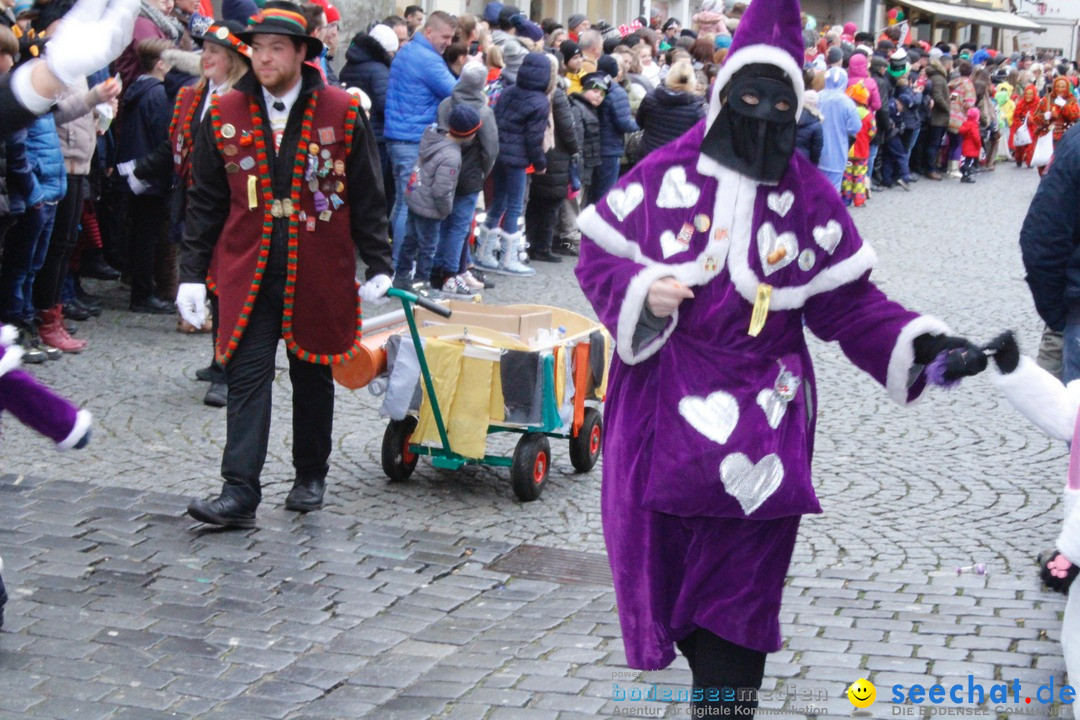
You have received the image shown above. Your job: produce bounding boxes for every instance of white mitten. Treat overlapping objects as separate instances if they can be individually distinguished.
[358,274,392,306]
[175,283,207,328]
[44,0,139,87]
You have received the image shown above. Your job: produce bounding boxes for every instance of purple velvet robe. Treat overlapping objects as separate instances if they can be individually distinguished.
[575,121,949,669]
[0,332,90,449]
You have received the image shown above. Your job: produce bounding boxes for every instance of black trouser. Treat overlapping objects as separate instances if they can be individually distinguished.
[923,125,947,172]
[524,194,561,255]
[208,293,226,384]
[33,174,86,311]
[126,193,169,302]
[676,628,767,718]
[220,272,333,507]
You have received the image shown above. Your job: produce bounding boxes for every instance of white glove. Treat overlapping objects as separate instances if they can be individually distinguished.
[117,161,149,194]
[44,0,139,87]
[176,283,207,328]
[1046,111,1053,120]
[358,274,392,306]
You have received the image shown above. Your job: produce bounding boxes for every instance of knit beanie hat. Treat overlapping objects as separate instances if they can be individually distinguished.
[928,47,943,62]
[597,53,619,78]
[369,23,399,54]
[560,39,582,63]
[483,2,503,24]
[826,46,843,64]
[448,105,482,138]
[518,19,544,42]
[567,13,586,31]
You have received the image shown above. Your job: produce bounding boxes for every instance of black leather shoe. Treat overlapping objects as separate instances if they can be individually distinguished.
[63,302,92,321]
[187,494,256,528]
[195,366,214,382]
[203,382,227,408]
[130,296,174,314]
[285,477,325,512]
[81,254,121,281]
[530,251,563,263]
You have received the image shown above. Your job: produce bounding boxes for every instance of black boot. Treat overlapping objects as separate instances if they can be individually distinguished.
[187,486,258,528]
[203,382,227,408]
[285,477,325,512]
[80,250,121,281]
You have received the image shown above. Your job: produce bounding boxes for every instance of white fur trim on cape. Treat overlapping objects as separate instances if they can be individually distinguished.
[706,43,807,134]
[0,324,17,347]
[0,344,24,378]
[702,162,878,309]
[1059,487,1080,566]
[579,204,731,365]
[57,409,92,450]
[991,355,1080,443]
[886,315,952,406]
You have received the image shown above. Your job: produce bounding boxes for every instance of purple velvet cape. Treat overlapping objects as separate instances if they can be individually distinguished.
[574,121,950,669]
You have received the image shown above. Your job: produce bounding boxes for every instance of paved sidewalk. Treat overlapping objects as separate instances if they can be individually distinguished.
[1,165,1075,718]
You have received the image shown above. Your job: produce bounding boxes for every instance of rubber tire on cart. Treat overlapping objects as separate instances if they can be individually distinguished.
[511,433,551,502]
[382,417,419,483]
[568,407,603,473]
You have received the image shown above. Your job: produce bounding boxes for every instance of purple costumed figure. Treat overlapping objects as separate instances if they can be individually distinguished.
[0,323,92,630]
[573,0,987,715]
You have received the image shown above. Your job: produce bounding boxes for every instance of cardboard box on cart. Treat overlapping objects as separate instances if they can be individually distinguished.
[412,301,553,346]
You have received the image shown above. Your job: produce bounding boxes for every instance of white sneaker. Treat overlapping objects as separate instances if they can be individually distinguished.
[441,275,474,296]
[459,270,485,291]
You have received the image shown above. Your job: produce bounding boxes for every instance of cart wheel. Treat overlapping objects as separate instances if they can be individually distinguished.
[511,433,551,502]
[569,407,603,473]
[382,417,419,483]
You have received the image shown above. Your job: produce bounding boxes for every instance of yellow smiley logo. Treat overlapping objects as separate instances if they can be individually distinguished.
[847,678,876,709]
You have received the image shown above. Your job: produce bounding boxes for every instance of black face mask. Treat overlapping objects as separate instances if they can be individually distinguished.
[701,64,799,183]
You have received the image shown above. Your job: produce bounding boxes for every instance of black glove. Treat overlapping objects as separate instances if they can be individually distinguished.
[983,331,1020,374]
[1038,548,1079,594]
[913,333,988,381]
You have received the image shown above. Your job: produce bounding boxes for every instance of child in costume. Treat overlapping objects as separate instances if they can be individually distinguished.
[958,107,982,184]
[988,331,1080,684]
[0,323,92,629]
[842,80,874,207]
[574,0,987,716]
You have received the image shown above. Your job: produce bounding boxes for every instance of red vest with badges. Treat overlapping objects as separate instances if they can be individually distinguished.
[168,84,205,183]
[206,86,364,367]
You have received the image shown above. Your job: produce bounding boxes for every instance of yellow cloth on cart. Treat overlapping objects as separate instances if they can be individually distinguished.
[414,339,463,450]
[554,346,566,408]
[414,338,500,460]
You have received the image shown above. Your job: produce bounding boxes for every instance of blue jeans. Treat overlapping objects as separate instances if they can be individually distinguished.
[395,210,442,283]
[435,193,478,274]
[1063,320,1080,384]
[483,162,527,234]
[867,143,880,183]
[593,155,622,201]
[0,203,58,324]
[386,140,420,262]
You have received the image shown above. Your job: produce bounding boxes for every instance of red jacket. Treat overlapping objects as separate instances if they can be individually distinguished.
[959,118,982,158]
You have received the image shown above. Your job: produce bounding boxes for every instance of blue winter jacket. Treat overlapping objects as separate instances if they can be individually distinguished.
[23,113,67,204]
[598,82,639,158]
[818,68,862,175]
[493,53,551,171]
[5,129,44,216]
[384,33,457,143]
[1019,125,1080,331]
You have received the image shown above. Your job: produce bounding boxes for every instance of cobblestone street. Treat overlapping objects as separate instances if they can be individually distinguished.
[0,164,1072,719]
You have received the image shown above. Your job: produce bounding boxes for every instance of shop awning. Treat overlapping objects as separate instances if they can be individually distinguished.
[892,0,1046,32]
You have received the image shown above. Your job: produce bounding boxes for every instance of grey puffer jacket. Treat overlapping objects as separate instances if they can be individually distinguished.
[404,124,462,220]
[54,78,101,176]
[437,62,498,197]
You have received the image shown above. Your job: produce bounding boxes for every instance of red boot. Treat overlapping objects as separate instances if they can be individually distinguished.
[37,305,87,353]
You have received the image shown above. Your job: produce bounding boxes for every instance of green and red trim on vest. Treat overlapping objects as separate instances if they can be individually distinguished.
[168,85,206,177]
[207,91,365,367]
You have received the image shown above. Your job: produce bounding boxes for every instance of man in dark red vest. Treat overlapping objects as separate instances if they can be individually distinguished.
[178,0,393,528]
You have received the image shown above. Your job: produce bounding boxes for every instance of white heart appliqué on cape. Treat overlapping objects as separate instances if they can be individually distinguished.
[767,190,794,218]
[660,230,689,259]
[757,223,798,276]
[678,391,739,446]
[720,453,784,515]
[813,219,843,255]
[656,166,701,209]
[607,183,645,221]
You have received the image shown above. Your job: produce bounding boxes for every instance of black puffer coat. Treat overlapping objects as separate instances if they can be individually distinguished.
[568,93,601,172]
[531,84,581,201]
[494,53,551,171]
[339,32,393,142]
[635,85,705,158]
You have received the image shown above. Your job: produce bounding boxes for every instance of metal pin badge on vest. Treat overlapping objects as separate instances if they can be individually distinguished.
[318,127,336,145]
[225,161,239,174]
[221,123,236,139]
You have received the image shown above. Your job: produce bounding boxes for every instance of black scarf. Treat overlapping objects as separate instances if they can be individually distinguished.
[701,64,799,184]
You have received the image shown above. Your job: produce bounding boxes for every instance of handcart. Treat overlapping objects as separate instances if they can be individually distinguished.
[336,288,610,501]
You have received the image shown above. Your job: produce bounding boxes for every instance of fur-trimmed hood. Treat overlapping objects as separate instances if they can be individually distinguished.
[164,49,203,78]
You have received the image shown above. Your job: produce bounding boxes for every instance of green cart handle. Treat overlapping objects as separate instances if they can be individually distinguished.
[386,287,453,318]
